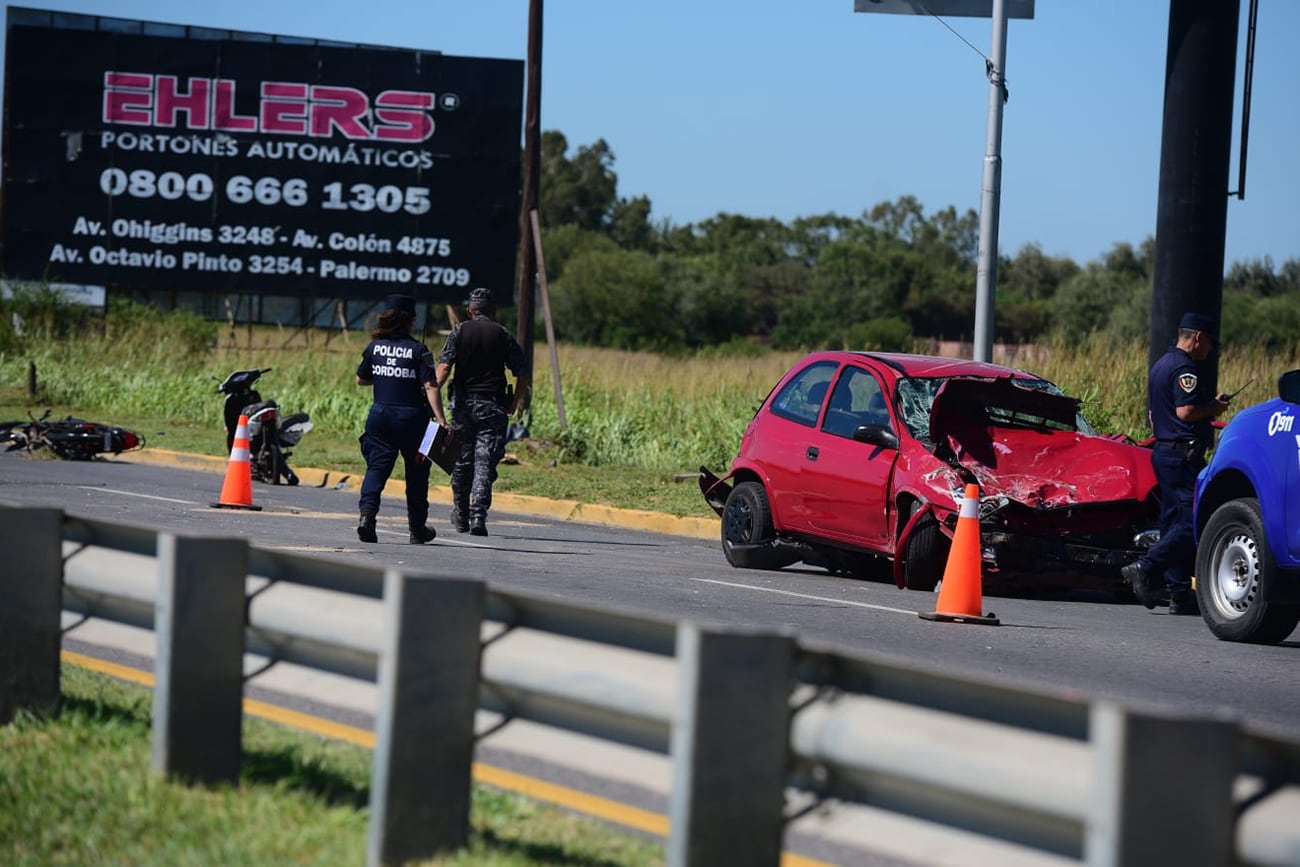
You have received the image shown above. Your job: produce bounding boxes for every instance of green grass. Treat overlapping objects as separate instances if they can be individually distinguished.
[0,664,663,867]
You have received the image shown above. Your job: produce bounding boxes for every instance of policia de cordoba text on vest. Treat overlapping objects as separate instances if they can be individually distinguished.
[369,343,419,379]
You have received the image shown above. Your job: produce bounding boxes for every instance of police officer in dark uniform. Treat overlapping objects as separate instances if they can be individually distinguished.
[431,288,530,536]
[1122,312,1230,614]
[355,293,439,544]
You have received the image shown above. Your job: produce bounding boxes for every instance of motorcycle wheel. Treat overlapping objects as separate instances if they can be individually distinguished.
[250,439,273,483]
[267,442,284,485]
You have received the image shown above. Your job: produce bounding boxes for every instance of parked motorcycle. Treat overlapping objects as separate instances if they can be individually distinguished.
[217,368,313,486]
[1,409,144,460]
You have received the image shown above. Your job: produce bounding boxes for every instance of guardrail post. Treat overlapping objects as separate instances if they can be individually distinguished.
[0,506,64,724]
[367,571,485,867]
[151,533,248,785]
[668,623,794,867]
[1087,701,1238,866]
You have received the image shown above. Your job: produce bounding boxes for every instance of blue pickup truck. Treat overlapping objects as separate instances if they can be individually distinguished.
[1193,369,1300,644]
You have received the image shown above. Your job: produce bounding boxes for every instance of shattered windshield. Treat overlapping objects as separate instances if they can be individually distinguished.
[896,376,1098,442]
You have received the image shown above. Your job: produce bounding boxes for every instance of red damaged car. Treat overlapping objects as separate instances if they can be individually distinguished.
[699,351,1161,591]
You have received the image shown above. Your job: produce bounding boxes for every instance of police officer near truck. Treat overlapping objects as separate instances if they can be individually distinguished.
[354,293,440,545]
[431,288,530,536]
[1123,312,1232,615]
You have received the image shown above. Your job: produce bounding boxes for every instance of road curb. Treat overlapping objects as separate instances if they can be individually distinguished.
[128,447,720,541]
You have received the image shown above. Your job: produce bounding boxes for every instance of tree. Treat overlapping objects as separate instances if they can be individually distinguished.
[538,131,655,250]
[771,238,914,349]
[548,248,681,350]
[1050,264,1146,344]
[996,244,1081,343]
[538,131,618,233]
[608,195,654,251]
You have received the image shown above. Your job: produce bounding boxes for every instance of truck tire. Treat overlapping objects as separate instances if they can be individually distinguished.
[1196,497,1300,644]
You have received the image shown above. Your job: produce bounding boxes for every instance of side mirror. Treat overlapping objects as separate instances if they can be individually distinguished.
[1279,369,1300,405]
[853,424,899,450]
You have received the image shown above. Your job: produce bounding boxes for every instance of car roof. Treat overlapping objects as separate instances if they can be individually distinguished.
[800,350,1042,381]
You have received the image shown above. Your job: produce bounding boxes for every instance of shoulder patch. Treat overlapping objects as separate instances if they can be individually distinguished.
[1178,372,1198,393]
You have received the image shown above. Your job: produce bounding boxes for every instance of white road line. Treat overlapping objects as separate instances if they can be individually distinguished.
[690,577,917,615]
[79,486,196,505]
[375,528,492,548]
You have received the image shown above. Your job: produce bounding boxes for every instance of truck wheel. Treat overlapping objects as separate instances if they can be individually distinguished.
[1196,497,1300,644]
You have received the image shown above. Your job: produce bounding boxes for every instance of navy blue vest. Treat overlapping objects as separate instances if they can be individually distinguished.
[358,334,434,406]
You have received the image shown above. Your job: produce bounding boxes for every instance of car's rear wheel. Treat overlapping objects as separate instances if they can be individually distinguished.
[902,504,947,592]
[721,481,797,570]
[1196,497,1300,644]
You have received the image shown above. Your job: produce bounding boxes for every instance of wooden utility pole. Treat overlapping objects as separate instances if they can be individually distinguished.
[514,0,542,410]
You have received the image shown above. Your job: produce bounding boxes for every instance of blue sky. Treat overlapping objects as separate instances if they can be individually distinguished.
[3,1,1297,270]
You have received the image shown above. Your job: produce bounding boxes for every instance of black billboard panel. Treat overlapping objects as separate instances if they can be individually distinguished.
[1,9,523,303]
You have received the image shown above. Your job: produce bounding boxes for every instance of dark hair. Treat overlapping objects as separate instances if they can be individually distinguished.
[371,309,413,339]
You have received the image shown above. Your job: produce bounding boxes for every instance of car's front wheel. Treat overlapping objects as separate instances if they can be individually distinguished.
[1196,497,1300,644]
[721,481,798,571]
[901,503,947,592]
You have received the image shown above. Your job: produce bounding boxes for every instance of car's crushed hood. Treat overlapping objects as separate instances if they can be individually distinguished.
[928,376,1157,508]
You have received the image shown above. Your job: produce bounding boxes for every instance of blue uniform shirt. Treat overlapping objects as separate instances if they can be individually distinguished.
[1148,345,1213,443]
[357,334,436,406]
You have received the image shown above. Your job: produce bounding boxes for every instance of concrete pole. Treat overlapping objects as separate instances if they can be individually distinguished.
[367,572,485,867]
[0,507,63,724]
[151,534,249,785]
[973,0,1009,363]
[667,623,794,867]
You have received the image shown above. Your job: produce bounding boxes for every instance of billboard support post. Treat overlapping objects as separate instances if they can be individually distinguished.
[515,0,543,409]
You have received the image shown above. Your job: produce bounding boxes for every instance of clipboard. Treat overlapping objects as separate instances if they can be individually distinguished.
[418,421,457,474]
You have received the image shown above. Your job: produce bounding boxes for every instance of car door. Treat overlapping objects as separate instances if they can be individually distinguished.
[755,360,838,533]
[800,363,897,548]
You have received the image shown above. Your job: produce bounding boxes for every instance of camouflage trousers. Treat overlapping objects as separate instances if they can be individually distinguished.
[450,395,508,525]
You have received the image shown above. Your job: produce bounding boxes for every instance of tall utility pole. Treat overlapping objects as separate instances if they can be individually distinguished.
[972,0,1008,363]
[853,1,1034,363]
[515,0,542,409]
[1148,0,1240,395]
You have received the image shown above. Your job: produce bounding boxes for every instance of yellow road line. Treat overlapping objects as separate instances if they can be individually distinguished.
[61,650,831,867]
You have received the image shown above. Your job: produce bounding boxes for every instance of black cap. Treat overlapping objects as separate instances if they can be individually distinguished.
[1179,312,1218,339]
[467,287,495,309]
[385,294,416,315]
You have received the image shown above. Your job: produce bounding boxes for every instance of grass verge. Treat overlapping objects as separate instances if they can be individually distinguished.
[0,663,662,867]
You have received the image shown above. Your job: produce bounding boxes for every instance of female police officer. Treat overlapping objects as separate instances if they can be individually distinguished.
[355,293,439,544]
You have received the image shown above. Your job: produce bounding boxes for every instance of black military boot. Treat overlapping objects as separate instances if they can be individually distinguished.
[409,525,436,544]
[452,501,470,533]
[469,516,488,537]
[1168,590,1200,616]
[357,512,377,544]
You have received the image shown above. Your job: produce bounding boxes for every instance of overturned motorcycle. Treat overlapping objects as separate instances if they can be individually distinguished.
[217,367,313,485]
[1,409,144,460]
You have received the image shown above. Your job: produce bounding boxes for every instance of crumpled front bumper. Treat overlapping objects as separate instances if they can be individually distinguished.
[980,527,1151,582]
[698,466,731,516]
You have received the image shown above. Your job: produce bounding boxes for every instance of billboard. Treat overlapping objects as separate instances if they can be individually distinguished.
[0,8,524,304]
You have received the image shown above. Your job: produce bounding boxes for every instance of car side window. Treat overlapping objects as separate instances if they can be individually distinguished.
[823,368,889,439]
[769,362,837,427]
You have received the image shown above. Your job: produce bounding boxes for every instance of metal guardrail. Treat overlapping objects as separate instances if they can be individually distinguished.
[3,503,1299,867]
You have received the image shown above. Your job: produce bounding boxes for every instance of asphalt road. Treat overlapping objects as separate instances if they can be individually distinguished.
[4,447,1298,739]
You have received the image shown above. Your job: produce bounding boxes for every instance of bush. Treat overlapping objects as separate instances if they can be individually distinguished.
[0,283,94,350]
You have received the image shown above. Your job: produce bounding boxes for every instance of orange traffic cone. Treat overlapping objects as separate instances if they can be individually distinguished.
[919,483,998,625]
[210,414,262,511]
